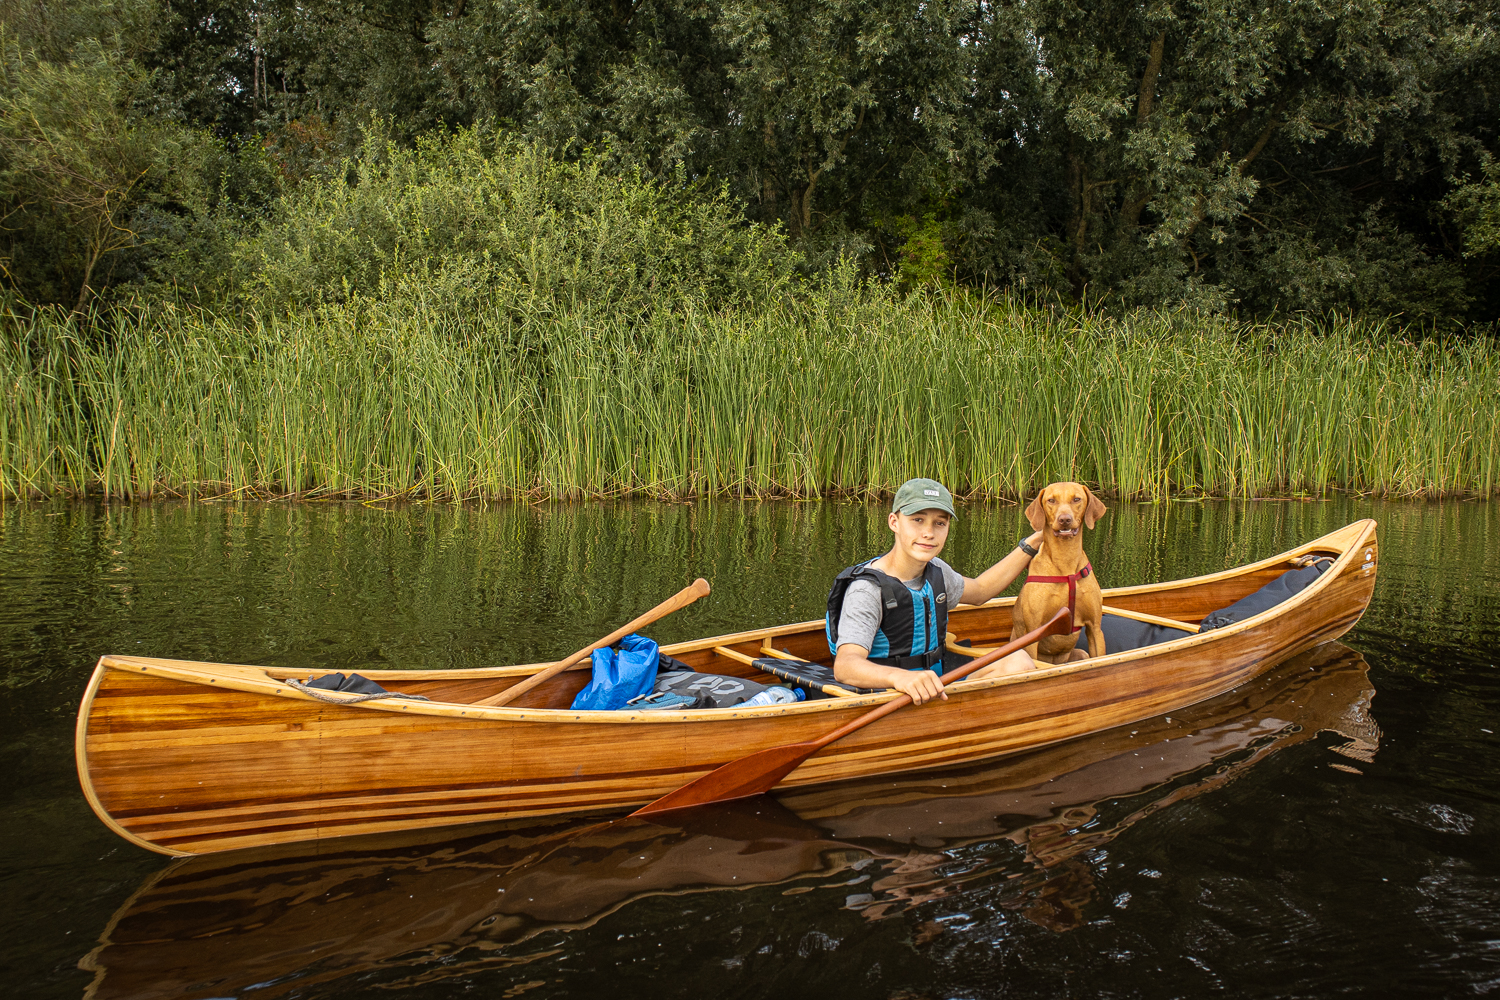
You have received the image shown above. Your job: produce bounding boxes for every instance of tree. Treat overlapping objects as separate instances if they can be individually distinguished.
[953,0,1486,315]
[4,0,1494,321]
[0,17,211,311]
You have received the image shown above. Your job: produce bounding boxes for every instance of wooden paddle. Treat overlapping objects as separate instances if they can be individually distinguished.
[630,607,1073,817]
[474,578,711,708]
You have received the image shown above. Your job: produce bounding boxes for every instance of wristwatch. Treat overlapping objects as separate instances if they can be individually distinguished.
[1017,537,1039,557]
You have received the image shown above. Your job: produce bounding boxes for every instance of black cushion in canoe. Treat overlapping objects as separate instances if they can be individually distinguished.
[1196,558,1331,632]
[753,658,878,698]
[647,670,776,708]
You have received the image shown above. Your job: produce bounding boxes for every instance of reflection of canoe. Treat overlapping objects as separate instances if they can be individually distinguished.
[76,520,1379,856]
[784,641,1381,930]
[80,645,1378,1000]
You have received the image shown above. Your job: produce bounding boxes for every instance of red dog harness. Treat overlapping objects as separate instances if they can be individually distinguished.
[1023,563,1093,633]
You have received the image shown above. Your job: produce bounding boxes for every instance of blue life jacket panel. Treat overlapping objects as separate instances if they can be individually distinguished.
[825,559,949,673]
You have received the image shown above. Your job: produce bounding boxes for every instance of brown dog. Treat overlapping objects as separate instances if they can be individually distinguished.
[1012,482,1107,663]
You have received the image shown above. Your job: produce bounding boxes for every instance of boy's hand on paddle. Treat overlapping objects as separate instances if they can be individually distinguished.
[892,669,946,705]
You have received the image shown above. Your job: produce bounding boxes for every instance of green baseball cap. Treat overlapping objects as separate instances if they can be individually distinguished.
[892,478,956,518]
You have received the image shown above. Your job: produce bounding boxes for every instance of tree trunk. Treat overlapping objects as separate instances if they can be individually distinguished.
[1119,30,1168,234]
[801,169,819,235]
[254,12,263,105]
[74,235,102,315]
[1066,148,1087,300]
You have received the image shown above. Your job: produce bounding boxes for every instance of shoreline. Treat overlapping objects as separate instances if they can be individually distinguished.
[2,487,1493,506]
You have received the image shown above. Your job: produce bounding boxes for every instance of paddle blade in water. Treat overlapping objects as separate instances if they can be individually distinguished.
[629,741,820,817]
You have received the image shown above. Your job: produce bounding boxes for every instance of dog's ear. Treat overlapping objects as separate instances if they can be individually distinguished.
[1084,487,1107,529]
[1025,493,1046,531]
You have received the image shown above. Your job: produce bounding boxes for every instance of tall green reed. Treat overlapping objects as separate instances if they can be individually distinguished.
[2,292,1497,501]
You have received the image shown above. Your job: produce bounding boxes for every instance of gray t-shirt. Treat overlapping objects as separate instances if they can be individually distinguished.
[835,557,966,654]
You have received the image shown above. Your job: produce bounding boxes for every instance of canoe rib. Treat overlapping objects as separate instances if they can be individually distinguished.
[77,520,1378,855]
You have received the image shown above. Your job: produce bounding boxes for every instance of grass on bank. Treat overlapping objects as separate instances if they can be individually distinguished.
[3,287,1497,502]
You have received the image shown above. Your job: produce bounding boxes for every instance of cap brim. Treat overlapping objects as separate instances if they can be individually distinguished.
[894,501,956,519]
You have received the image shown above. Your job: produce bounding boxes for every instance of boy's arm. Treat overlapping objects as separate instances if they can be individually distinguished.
[833,644,947,705]
[958,530,1043,606]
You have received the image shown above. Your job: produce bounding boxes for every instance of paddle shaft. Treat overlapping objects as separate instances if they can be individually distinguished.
[779,606,1072,753]
[475,578,711,708]
[630,606,1073,816]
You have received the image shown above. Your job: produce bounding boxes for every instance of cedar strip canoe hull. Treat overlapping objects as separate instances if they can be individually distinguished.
[77,520,1378,856]
[79,645,1375,1000]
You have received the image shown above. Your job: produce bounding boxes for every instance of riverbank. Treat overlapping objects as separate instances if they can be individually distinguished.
[4,291,1497,501]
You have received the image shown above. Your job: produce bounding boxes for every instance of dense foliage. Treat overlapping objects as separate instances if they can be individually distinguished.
[1,0,1496,322]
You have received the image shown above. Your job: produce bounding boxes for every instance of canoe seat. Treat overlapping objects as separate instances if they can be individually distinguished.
[753,658,879,699]
[754,645,996,696]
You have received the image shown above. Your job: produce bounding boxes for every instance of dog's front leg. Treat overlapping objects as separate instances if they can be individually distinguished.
[1083,620,1105,660]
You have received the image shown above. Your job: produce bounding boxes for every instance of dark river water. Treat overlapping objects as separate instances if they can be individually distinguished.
[2,497,1498,999]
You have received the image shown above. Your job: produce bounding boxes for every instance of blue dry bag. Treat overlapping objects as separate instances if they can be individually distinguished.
[569,633,660,711]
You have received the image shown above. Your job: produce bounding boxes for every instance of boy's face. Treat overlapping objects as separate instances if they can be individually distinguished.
[887,508,951,563]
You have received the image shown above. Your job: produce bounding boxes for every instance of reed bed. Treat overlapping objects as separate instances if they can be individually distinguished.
[3,293,1497,501]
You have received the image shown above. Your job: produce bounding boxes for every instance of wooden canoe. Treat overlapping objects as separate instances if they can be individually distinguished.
[80,643,1377,1000]
[76,519,1379,857]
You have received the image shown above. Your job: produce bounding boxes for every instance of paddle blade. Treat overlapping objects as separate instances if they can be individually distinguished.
[629,741,820,817]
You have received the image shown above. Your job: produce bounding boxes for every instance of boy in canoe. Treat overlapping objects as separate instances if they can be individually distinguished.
[827,478,1041,705]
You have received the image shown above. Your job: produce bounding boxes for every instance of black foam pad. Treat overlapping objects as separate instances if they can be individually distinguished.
[1197,561,1330,631]
[752,658,879,697]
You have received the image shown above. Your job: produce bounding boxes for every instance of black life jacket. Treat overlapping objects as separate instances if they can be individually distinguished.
[825,559,949,673]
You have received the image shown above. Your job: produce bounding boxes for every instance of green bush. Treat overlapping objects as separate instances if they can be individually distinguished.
[0,24,214,313]
[235,123,802,318]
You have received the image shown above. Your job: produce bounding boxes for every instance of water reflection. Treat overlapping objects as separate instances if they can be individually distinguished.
[82,644,1376,1000]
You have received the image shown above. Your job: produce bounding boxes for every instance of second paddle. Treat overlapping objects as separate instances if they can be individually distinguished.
[475,578,711,708]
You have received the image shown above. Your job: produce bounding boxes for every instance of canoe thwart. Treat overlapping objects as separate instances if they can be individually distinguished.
[945,632,999,657]
[758,639,802,661]
[1097,606,1202,633]
[712,645,756,667]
